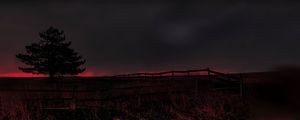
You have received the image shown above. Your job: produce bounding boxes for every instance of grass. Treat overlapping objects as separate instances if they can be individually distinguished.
[0,76,249,120]
[2,68,300,119]
[0,91,249,120]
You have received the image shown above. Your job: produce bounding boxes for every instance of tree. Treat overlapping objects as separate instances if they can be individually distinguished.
[16,27,86,79]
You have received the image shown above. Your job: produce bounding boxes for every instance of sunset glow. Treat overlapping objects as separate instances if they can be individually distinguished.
[0,70,111,77]
[0,68,238,77]
[0,72,46,77]
[77,71,96,77]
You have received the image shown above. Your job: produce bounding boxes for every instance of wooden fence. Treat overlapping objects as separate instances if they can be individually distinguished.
[0,68,243,110]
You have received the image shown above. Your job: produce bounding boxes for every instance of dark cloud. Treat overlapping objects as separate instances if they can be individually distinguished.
[0,1,300,75]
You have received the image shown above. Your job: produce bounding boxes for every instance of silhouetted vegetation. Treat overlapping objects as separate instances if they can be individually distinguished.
[16,27,85,80]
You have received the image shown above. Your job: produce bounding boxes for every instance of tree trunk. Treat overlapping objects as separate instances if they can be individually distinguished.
[49,72,55,81]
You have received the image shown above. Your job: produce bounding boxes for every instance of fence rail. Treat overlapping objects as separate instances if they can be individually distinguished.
[113,68,242,84]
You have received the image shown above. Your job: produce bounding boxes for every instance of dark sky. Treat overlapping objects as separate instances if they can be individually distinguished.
[1,0,300,76]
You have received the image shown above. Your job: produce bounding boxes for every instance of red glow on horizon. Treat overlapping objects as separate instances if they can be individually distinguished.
[77,71,95,77]
[0,71,109,77]
[0,72,46,77]
[77,71,110,77]
[0,68,237,77]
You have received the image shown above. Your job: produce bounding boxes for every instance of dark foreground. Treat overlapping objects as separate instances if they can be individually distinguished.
[0,70,299,120]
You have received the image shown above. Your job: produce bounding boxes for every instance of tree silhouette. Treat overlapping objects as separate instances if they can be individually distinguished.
[16,27,85,79]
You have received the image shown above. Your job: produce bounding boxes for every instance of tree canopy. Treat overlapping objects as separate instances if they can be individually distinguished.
[16,27,86,79]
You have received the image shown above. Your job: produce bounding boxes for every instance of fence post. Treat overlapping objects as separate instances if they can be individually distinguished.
[240,74,244,99]
[171,71,174,81]
[208,68,211,81]
[194,71,198,98]
[71,86,77,110]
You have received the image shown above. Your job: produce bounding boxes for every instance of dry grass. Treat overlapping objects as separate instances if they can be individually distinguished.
[0,91,248,120]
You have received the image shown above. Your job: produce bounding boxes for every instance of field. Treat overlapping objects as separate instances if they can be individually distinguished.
[0,70,298,120]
